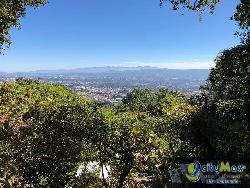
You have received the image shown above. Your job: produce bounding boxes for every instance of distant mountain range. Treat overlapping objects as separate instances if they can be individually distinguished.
[0,66,210,75]
[28,66,158,74]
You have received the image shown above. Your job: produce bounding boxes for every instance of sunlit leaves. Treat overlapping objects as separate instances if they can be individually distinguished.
[0,79,98,187]
[0,0,46,53]
[201,44,250,160]
[160,0,220,13]
[102,88,199,186]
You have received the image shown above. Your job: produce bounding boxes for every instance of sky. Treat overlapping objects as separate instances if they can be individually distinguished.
[0,0,241,72]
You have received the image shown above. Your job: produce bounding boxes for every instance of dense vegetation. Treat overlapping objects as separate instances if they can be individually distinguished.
[0,0,249,187]
[0,44,249,187]
[0,79,100,187]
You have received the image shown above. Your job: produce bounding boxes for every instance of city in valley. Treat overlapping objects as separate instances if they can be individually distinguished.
[0,67,210,104]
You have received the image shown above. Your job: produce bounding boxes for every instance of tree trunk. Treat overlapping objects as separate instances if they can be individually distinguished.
[117,150,134,188]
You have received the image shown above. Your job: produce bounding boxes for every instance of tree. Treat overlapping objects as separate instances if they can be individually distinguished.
[106,89,199,187]
[0,79,100,187]
[0,0,46,53]
[201,44,250,160]
[205,45,250,103]
[70,88,201,187]
[102,111,162,187]
[232,0,250,44]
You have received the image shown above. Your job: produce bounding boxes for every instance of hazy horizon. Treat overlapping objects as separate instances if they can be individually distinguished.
[0,63,213,73]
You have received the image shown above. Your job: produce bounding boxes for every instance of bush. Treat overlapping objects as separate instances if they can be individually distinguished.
[0,79,100,187]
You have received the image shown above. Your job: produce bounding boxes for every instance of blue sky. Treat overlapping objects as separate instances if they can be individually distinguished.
[0,0,240,72]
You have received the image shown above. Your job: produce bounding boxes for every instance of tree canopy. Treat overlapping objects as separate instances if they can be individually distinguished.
[91,89,200,187]
[0,0,250,186]
[200,44,250,160]
[0,79,100,187]
[1,73,250,186]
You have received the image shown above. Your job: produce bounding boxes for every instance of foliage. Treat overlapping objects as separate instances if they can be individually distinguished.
[0,0,249,187]
[0,0,46,53]
[201,44,250,160]
[65,88,200,187]
[1,63,250,186]
[233,0,250,29]
[232,0,250,44]
[205,45,250,102]
[95,89,199,187]
[160,0,220,12]
[117,88,200,161]
[0,79,99,187]
[102,111,163,187]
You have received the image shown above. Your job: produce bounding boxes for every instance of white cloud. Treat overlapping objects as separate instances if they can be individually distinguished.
[120,61,215,69]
